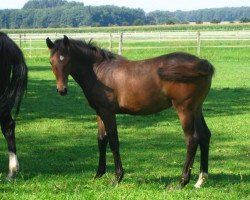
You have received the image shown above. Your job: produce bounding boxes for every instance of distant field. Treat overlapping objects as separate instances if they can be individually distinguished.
[0,26,249,199]
[2,23,250,34]
[10,28,250,66]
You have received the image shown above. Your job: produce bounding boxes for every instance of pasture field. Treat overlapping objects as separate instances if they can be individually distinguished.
[0,29,249,199]
[2,23,250,34]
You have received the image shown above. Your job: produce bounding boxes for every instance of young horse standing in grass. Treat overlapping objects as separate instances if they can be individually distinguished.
[0,32,28,180]
[46,35,214,188]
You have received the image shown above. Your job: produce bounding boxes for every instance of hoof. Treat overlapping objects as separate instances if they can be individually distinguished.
[176,178,189,189]
[175,182,186,190]
[6,173,17,182]
[112,180,119,187]
[194,172,208,188]
[7,152,19,181]
[94,173,105,179]
[112,177,122,187]
[112,170,124,186]
[94,169,106,179]
[175,184,184,190]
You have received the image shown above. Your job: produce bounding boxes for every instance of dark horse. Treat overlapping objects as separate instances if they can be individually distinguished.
[46,35,214,188]
[0,32,28,180]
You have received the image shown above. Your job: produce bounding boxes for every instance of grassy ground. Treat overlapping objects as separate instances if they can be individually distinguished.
[0,31,249,199]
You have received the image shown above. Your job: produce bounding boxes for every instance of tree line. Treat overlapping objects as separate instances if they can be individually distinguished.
[0,0,250,29]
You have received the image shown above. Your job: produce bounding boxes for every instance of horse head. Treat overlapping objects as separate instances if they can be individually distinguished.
[46,35,71,96]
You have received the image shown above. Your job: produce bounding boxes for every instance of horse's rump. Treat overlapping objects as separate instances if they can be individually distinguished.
[158,57,215,83]
[0,32,28,116]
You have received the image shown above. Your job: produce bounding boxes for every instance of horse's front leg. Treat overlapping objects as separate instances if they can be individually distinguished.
[0,113,19,180]
[95,115,108,178]
[98,110,124,185]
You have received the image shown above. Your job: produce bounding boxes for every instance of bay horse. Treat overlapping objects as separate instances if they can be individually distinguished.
[46,35,214,188]
[0,32,28,180]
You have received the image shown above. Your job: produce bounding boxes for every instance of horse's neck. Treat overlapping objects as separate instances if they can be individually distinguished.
[70,60,97,96]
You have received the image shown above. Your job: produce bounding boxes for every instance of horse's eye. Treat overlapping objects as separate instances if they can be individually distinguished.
[59,55,65,61]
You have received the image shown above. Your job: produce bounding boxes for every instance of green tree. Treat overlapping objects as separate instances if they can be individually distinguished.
[23,0,67,9]
[0,10,10,28]
[133,19,144,26]
[0,0,250,28]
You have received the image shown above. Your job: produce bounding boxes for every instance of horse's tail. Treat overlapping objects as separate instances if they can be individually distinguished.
[0,32,28,116]
[158,59,215,82]
[9,57,28,116]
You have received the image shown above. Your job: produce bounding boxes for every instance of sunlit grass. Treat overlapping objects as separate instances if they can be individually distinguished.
[0,31,249,199]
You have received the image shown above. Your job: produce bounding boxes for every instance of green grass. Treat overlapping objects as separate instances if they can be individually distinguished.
[0,30,249,199]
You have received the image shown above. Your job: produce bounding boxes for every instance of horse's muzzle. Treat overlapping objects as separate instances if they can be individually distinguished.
[57,88,68,96]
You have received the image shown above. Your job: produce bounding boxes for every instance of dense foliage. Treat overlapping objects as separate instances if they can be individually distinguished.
[23,0,68,9]
[0,0,250,28]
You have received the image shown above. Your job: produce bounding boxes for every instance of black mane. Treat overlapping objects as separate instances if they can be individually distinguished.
[53,38,116,62]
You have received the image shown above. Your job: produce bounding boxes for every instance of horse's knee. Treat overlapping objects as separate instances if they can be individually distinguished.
[185,133,199,148]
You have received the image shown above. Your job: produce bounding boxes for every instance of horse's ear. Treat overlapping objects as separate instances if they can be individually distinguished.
[46,37,54,49]
[63,35,70,46]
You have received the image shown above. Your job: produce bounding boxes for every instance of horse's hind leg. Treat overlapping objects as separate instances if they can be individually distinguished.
[0,112,19,180]
[175,105,199,188]
[194,113,211,188]
[95,115,108,178]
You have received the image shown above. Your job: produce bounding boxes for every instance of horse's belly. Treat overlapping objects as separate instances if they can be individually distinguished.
[117,94,172,115]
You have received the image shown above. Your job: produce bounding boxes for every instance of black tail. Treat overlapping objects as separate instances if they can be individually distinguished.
[158,58,215,83]
[8,56,28,115]
[0,32,28,116]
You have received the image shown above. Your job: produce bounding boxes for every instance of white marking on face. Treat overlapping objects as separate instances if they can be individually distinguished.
[9,152,19,174]
[194,172,208,188]
[59,55,64,61]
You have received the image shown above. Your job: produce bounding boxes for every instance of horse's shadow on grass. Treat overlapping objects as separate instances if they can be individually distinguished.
[19,68,250,124]
[142,172,249,189]
[1,70,249,185]
[1,129,248,188]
